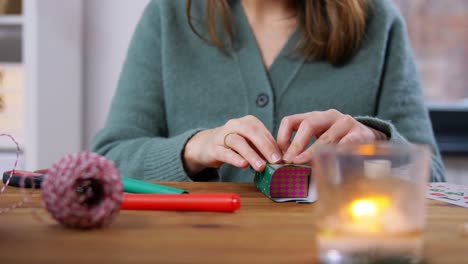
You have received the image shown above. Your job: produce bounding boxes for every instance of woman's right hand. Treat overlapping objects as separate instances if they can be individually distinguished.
[183,115,282,176]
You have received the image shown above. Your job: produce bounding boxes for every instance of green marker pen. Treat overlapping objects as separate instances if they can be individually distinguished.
[122,176,187,194]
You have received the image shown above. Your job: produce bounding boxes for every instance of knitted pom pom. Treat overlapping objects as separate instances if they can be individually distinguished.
[41,152,123,229]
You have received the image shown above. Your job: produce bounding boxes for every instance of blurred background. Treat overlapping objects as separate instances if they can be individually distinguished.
[0,0,467,183]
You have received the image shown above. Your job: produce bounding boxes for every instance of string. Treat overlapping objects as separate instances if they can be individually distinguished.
[42,152,123,229]
[0,133,32,214]
[0,133,122,228]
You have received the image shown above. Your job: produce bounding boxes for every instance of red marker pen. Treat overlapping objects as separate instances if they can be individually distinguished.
[121,193,241,212]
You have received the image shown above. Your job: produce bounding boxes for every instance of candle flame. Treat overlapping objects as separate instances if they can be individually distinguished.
[349,197,389,220]
[358,144,376,156]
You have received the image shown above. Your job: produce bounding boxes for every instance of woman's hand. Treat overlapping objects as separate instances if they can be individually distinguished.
[277,109,388,164]
[183,115,282,176]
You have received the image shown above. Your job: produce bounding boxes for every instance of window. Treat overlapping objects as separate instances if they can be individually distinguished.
[393,0,468,154]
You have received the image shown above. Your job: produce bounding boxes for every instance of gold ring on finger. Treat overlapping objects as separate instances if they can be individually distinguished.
[223,132,239,150]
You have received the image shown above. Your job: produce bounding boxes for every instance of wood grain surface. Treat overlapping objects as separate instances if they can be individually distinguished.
[0,182,467,264]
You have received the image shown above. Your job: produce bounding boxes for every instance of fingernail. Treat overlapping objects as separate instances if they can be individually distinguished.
[295,155,305,163]
[255,160,265,169]
[283,153,292,163]
[238,159,247,167]
[271,153,281,163]
[295,154,309,164]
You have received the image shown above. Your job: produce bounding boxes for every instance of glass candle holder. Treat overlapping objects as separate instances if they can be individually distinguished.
[313,143,431,263]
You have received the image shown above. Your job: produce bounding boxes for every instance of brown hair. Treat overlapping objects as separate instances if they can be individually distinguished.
[186,0,369,65]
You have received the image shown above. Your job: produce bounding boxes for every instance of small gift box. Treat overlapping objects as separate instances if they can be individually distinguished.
[254,164,316,203]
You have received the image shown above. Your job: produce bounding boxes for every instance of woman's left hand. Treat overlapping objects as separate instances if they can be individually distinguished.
[277,109,388,164]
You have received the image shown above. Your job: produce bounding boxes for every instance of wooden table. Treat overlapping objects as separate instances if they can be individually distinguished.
[0,182,467,264]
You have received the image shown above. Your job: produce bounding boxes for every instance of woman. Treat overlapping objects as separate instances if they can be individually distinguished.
[92,0,445,182]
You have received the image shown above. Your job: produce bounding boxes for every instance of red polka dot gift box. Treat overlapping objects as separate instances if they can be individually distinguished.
[254,164,316,203]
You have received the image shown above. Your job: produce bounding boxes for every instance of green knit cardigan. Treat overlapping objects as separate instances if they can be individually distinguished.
[92,0,445,182]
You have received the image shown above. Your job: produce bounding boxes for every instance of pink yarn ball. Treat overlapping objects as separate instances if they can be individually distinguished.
[41,152,123,229]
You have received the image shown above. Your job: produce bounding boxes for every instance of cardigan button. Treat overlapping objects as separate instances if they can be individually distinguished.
[256,93,269,108]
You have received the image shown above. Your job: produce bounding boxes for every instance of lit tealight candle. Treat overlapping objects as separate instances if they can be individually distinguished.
[347,197,390,233]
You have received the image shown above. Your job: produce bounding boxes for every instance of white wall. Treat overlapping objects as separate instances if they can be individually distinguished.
[83,0,149,149]
[24,0,83,169]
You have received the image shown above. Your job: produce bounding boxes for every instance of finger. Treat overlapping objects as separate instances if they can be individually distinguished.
[316,115,355,145]
[338,128,374,145]
[230,116,282,164]
[224,132,266,171]
[277,113,311,153]
[283,110,342,162]
[338,132,361,145]
[213,146,249,168]
[291,141,326,164]
[292,116,355,164]
[282,122,314,163]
